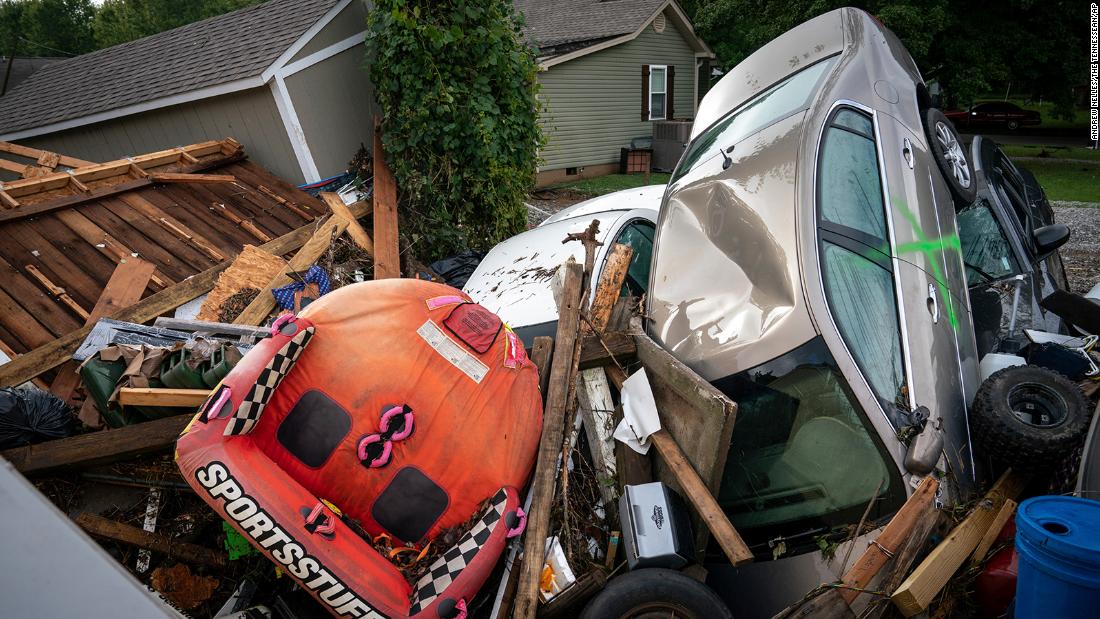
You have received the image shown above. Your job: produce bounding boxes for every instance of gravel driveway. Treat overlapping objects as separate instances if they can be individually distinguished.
[1053,202,1100,293]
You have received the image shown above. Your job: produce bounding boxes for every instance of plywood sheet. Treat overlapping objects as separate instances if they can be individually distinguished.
[196,245,286,321]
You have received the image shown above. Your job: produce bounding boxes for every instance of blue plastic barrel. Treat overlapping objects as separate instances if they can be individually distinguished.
[1014,496,1100,618]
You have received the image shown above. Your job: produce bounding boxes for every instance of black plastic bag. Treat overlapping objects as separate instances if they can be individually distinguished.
[0,388,75,450]
[430,251,484,289]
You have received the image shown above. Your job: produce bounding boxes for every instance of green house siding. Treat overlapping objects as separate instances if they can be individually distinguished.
[537,14,696,171]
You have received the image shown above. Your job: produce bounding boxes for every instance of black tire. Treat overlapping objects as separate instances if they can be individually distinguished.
[579,569,732,619]
[924,108,977,204]
[972,365,1091,468]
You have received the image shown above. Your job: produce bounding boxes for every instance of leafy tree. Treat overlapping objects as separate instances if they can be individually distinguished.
[92,0,263,49]
[692,0,1087,119]
[0,0,95,57]
[365,0,543,261]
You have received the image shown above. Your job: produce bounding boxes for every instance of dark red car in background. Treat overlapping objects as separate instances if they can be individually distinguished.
[946,101,1042,131]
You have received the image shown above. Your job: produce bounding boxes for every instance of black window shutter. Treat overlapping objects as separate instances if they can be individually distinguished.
[666,65,675,119]
[641,64,650,121]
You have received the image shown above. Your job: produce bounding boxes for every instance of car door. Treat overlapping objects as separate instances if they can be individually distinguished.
[876,114,979,486]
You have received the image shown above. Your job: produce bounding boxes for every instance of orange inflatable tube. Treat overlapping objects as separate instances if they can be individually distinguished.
[176,280,542,618]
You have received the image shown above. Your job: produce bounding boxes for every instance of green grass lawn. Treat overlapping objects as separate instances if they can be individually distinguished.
[550,173,670,196]
[1000,144,1100,162]
[1018,159,1100,203]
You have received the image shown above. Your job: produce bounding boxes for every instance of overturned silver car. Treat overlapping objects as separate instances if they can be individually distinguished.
[647,7,989,614]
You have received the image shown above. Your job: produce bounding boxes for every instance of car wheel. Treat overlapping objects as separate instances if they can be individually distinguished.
[579,569,732,619]
[924,108,977,204]
[972,366,1092,468]
[1007,120,1020,131]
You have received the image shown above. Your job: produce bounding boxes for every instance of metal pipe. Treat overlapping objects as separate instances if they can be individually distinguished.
[1007,275,1026,335]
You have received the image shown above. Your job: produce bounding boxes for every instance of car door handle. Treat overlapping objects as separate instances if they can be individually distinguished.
[927,282,939,323]
[903,138,914,169]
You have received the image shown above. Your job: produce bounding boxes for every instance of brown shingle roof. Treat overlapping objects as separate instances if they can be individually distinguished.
[0,0,341,136]
[514,0,667,54]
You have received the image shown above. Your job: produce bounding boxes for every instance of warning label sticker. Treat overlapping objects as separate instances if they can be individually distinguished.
[417,320,489,383]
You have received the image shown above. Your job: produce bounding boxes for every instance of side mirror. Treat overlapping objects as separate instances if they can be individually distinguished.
[1034,224,1070,257]
[904,406,943,476]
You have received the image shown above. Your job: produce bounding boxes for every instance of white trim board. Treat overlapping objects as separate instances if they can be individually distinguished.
[277,31,366,79]
[271,76,322,183]
[261,0,354,82]
[539,0,715,70]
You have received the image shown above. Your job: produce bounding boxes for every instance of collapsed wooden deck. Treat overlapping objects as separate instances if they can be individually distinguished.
[0,139,329,359]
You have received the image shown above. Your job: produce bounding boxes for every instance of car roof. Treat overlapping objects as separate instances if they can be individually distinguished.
[540,184,664,226]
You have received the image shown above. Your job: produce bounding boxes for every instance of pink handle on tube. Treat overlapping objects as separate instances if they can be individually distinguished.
[205,386,232,421]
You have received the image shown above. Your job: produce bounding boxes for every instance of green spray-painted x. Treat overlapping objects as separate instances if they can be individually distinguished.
[887,196,961,331]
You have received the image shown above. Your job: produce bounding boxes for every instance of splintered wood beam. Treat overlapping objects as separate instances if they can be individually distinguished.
[1,413,193,474]
[588,243,633,332]
[149,172,236,184]
[0,187,18,208]
[839,476,939,604]
[232,215,349,325]
[891,470,1028,616]
[0,213,356,389]
[321,193,374,255]
[75,513,226,568]
[24,264,91,320]
[210,202,272,242]
[372,117,400,279]
[257,184,313,220]
[118,387,210,408]
[513,260,583,619]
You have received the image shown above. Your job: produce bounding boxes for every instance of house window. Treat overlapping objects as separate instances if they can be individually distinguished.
[642,64,675,121]
[649,65,667,120]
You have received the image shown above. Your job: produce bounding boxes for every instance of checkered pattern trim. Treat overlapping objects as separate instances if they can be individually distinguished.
[224,326,315,436]
[408,488,509,614]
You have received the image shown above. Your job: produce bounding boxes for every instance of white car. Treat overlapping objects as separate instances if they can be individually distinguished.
[463,185,662,344]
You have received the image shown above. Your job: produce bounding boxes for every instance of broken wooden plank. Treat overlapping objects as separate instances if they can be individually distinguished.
[23,264,90,321]
[840,476,939,604]
[372,118,400,279]
[971,498,1017,565]
[576,368,617,504]
[233,215,349,325]
[588,243,632,332]
[649,428,753,566]
[578,331,635,369]
[321,193,374,255]
[530,336,554,398]
[149,172,236,184]
[256,184,314,220]
[49,258,156,404]
[118,388,209,408]
[0,206,365,389]
[891,470,1028,616]
[514,260,583,619]
[75,512,226,568]
[210,202,271,243]
[0,413,192,474]
[0,141,95,168]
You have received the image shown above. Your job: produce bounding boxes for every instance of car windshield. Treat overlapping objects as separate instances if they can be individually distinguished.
[957,199,1020,285]
[671,56,837,184]
[712,337,904,549]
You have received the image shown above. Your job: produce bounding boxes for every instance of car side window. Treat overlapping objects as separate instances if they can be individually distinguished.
[613,220,656,297]
[817,107,908,420]
[957,199,1021,285]
[818,109,886,240]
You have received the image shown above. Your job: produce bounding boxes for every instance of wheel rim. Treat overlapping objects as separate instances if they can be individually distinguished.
[622,601,695,619]
[935,121,972,189]
[1007,382,1069,428]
